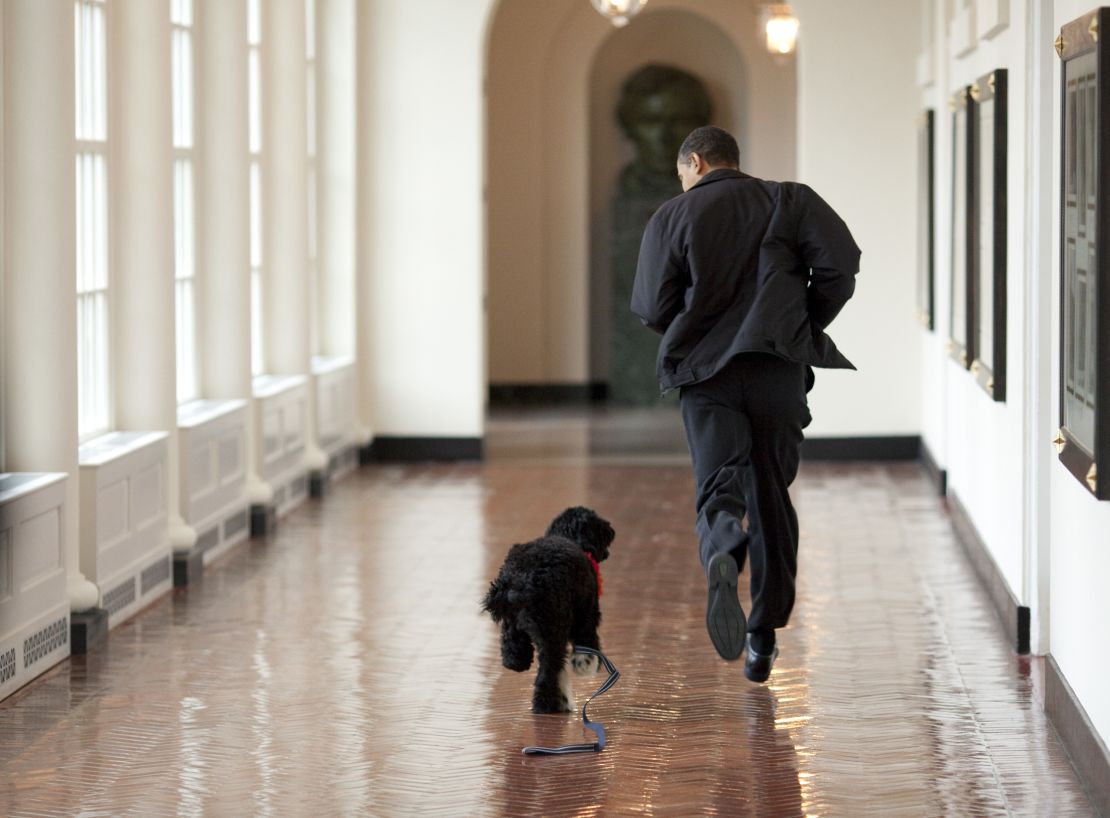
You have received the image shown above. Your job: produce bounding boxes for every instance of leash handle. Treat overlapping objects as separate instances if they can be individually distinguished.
[522,646,619,756]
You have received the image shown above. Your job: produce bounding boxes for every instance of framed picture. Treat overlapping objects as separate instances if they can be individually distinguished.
[1056,9,1110,499]
[971,69,1008,401]
[917,109,936,331]
[948,86,975,368]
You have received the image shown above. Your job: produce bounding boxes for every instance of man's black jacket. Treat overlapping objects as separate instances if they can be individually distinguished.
[631,169,860,393]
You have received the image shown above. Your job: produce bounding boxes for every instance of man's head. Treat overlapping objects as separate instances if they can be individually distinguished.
[676,126,740,191]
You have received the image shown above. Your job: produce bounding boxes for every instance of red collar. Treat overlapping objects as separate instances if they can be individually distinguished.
[586,553,603,598]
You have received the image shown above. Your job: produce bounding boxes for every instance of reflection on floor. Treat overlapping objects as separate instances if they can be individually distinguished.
[0,409,1096,816]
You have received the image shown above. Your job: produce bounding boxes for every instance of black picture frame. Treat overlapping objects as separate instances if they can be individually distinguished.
[1057,8,1110,500]
[949,86,975,368]
[971,69,1008,401]
[917,109,936,331]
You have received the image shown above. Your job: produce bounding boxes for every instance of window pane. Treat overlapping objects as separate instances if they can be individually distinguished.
[250,161,262,267]
[249,48,262,154]
[307,65,316,159]
[306,0,315,59]
[252,270,263,376]
[248,0,261,46]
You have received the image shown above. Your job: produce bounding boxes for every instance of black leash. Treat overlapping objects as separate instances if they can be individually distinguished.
[522,646,620,755]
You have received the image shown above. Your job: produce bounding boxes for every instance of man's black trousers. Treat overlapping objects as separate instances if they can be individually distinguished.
[679,353,810,633]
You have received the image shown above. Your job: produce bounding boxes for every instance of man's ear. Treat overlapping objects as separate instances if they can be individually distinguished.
[687,152,706,173]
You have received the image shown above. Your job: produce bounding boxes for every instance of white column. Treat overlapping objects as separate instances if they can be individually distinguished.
[354,1,377,442]
[111,0,192,550]
[263,0,325,471]
[317,0,356,360]
[2,0,99,611]
[197,0,270,504]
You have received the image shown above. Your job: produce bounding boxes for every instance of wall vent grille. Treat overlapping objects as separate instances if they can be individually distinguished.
[141,556,170,595]
[24,618,67,668]
[197,526,219,553]
[224,509,248,539]
[103,577,137,615]
[0,648,16,684]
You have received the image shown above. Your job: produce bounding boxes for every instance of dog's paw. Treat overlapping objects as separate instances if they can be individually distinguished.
[571,651,600,676]
[559,666,576,712]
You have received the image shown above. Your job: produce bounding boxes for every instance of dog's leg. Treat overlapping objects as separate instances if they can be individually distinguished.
[569,597,602,676]
[531,636,573,714]
[500,624,533,672]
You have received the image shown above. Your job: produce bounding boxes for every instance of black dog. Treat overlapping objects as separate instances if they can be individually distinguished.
[482,507,615,713]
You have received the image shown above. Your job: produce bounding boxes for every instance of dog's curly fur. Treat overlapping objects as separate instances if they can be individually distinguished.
[481,507,615,714]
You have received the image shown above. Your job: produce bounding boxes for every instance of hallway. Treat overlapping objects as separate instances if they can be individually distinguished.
[0,413,1096,816]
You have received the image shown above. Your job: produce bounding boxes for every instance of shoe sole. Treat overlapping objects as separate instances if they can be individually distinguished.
[706,553,746,661]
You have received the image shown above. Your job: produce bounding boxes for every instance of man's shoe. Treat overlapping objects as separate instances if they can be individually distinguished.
[743,635,779,683]
[705,553,746,661]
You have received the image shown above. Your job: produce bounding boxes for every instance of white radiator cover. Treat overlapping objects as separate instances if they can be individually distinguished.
[253,375,309,517]
[78,432,173,627]
[178,400,251,565]
[312,355,358,480]
[0,473,71,702]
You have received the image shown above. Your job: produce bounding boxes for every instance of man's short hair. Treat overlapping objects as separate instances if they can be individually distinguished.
[678,126,740,168]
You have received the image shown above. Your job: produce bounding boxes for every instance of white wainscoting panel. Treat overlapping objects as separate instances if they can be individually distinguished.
[312,356,358,480]
[178,399,250,565]
[0,473,71,702]
[79,432,173,627]
[253,375,309,517]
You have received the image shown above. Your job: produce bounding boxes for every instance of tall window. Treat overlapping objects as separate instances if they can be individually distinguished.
[248,0,263,376]
[172,0,197,402]
[75,0,111,439]
[306,0,318,357]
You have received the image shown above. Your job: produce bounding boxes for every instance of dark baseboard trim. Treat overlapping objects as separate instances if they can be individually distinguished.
[919,438,948,497]
[70,608,109,655]
[489,382,609,406]
[309,470,327,499]
[372,437,484,462]
[1045,655,1110,816]
[800,435,921,461]
[173,548,205,588]
[947,490,1030,654]
[358,441,376,466]
[250,504,277,537]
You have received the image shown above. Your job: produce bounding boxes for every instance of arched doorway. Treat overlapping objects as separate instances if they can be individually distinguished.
[484,0,797,404]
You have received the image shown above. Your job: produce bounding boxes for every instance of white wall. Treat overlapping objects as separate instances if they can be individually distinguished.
[914,0,1030,603]
[793,0,922,437]
[1049,0,1110,753]
[356,0,491,437]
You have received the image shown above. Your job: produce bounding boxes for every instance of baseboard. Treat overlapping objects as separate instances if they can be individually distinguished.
[919,438,948,496]
[70,608,109,655]
[371,437,483,462]
[489,382,609,406]
[173,548,205,588]
[946,490,1030,654]
[1045,655,1110,816]
[250,503,277,537]
[800,435,921,461]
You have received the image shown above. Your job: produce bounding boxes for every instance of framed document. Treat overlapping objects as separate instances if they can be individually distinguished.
[1057,9,1110,499]
[949,86,975,368]
[917,109,936,331]
[971,69,1008,401]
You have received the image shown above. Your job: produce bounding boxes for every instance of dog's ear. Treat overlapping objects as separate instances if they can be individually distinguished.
[546,507,615,562]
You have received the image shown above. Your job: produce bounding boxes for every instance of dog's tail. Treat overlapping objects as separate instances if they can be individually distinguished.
[481,577,513,624]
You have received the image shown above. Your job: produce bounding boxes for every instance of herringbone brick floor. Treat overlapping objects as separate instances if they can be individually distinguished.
[0,409,1096,816]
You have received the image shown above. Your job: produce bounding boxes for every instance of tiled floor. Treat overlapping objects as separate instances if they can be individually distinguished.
[0,408,1097,816]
